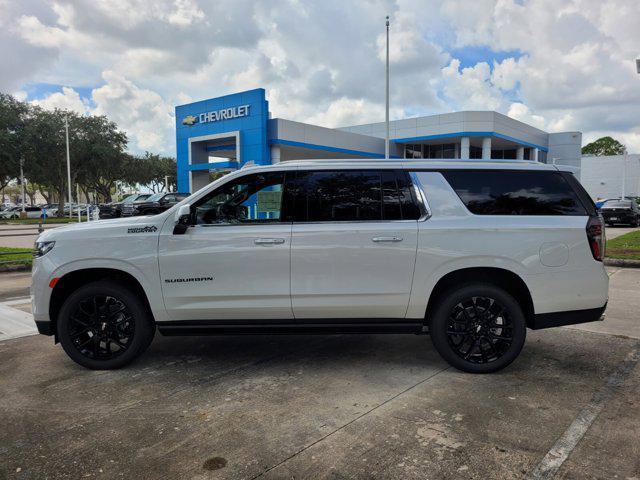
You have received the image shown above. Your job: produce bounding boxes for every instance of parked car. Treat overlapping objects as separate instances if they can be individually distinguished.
[1,206,45,219]
[130,192,189,216]
[32,160,608,373]
[105,194,152,218]
[595,198,616,209]
[600,199,640,226]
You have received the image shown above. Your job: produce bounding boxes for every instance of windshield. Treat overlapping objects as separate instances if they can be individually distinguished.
[146,193,164,202]
[603,201,633,208]
[122,194,138,203]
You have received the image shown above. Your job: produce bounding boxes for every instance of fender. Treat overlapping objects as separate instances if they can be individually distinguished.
[406,254,529,319]
[46,257,168,322]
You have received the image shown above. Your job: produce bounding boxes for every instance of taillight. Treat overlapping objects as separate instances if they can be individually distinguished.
[586,216,605,261]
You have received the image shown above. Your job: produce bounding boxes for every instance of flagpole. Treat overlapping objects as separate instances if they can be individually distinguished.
[385,15,390,160]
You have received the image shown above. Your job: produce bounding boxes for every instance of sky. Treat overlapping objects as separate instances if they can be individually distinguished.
[1,0,639,156]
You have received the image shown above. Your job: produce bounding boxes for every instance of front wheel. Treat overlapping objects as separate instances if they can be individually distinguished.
[57,280,155,369]
[429,284,527,373]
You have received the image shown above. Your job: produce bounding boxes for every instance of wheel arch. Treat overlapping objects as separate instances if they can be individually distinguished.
[424,267,535,329]
[49,268,155,340]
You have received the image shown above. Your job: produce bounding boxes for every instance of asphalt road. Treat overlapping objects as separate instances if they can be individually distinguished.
[0,269,638,479]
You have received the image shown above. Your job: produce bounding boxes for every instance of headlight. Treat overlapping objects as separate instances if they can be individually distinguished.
[34,241,55,257]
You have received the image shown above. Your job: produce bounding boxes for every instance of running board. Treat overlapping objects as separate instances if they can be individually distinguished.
[157,320,425,336]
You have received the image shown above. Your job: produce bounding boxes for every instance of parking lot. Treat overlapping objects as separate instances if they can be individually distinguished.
[0,266,638,479]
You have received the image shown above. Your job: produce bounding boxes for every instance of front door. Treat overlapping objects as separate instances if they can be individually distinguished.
[289,169,420,319]
[158,171,293,321]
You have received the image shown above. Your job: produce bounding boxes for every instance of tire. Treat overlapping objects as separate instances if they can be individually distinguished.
[57,280,155,369]
[429,283,527,373]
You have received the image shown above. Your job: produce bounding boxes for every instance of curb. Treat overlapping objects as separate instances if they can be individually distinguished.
[604,258,640,269]
[0,264,32,274]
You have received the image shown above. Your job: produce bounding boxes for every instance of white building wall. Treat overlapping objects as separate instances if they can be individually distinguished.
[579,154,640,200]
[548,132,582,169]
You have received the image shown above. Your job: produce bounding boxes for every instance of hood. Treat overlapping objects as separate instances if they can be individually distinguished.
[36,215,164,243]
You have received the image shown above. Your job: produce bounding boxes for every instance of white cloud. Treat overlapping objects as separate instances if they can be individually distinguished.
[441,59,502,111]
[31,86,90,114]
[507,103,545,130]
[3,0,640,155]
[91,71,175,152]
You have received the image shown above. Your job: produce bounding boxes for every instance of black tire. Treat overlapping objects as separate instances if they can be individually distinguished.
[429,283,527,373]
[57,280,155,369]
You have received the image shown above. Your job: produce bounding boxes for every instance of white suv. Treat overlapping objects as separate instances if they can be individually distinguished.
[31,160,608,373]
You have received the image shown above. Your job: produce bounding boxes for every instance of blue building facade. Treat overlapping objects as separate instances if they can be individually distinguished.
[175,88,270,192]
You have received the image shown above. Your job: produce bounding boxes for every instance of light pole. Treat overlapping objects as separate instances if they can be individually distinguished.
[64,115,72,217]
[385,15,390,160]
[20,158,25,213]
[622,152,627,199]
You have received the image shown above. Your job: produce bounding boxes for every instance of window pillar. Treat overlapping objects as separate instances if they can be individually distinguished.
[517,147,524,160]
[482,137,491,160]
[460,137,470,159]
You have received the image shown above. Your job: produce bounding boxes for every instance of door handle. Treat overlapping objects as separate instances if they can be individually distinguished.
[254,238,286,245]
[372,236,403,243]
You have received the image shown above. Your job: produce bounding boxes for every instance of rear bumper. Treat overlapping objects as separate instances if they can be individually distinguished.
[530,303,607,330]
[602,213,635,224]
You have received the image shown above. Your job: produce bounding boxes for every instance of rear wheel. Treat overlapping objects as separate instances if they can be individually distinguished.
[429,284,527,373]
[57,281,155,369]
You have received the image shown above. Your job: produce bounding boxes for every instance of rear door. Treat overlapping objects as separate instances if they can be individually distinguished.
[289,169,420,319]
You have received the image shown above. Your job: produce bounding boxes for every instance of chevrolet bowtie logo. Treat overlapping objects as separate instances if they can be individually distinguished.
[182,115,197,126]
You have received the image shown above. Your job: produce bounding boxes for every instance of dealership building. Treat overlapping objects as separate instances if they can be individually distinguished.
[175,88,583,193]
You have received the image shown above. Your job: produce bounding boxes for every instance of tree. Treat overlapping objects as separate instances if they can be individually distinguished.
[122,153,177,193]
[21,107,79,216]
[582,136,626,156]
[0,93,28,191]
[72,115,129,203]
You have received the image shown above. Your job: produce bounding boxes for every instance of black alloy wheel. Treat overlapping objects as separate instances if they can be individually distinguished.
[57,281,155,369]
[445,296,513,365]
[430,284,527,373]
[67,295,135,360]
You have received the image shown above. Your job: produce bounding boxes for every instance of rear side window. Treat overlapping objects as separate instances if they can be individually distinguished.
[441,170,588,215]
[290,170,420,222]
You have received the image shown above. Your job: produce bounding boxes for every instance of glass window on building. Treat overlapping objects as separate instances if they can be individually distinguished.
[470,146,482,159]
[503,149,517,159]
[429,144,443,159]
[442,144,455,159]
[405,144,422,158]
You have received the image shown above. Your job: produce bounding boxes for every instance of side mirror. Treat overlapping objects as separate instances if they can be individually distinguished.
[173,204,192,235]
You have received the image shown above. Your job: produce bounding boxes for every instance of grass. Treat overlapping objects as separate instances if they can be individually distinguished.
[606,230,640,260]
[0,246,33,269]
[0,217,81,225]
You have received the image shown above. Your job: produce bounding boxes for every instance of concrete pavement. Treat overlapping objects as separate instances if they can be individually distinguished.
[0,268,638,479]
[605,226,637,240]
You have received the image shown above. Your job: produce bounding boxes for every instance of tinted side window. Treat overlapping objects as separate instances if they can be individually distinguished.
[290,170,421,222]
[291,170,382,222]
[441,170,587,215]
[193,172,286,224]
